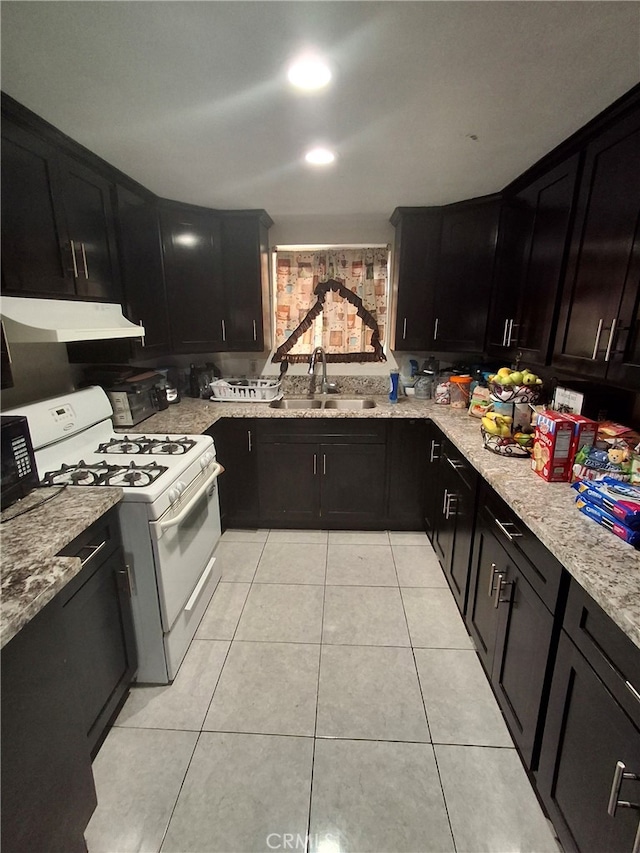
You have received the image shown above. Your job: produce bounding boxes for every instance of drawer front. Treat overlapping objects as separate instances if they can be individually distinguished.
[257,418,387,444]
[563,578,640,724]
[441,437,478,492]
[58,508,121,602]
[479,481,563,612]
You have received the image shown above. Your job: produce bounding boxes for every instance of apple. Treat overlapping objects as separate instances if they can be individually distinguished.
[522,373,538,385]
[509,371,524,385]
[497,367,512,378]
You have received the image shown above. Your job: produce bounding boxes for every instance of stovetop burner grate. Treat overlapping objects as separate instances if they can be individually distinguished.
[41,460,169,488]
[96,436,197,456]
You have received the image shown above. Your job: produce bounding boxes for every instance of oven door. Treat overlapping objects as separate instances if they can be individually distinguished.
[149,462,223,630]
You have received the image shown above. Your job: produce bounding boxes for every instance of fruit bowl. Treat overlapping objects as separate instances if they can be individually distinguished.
[481,427,532,458]
[488,382,540,404]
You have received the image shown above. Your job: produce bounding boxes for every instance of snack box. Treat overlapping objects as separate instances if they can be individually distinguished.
[572,476,640,529]
[564,413,598,460]
[531,410,574,482]
[572,439,633,483]
[575,495,640,548]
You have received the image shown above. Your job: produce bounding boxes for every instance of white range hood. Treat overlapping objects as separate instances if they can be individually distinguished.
[1,296,145,343]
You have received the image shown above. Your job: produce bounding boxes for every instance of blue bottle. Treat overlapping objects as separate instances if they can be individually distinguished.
[389,369,400,404]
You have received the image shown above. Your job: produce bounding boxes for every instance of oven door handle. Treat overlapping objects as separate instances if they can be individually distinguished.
[155,462,224,536]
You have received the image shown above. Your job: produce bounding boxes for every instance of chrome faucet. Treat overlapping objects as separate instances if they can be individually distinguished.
[308,346,328,395]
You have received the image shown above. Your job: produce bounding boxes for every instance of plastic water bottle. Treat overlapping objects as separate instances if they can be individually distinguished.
[389,369,400,404]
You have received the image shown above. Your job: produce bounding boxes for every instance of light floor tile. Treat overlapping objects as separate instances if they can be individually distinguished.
[220,529,269,543]
[436,744,560,852]
[323,585,410,646]
[235,583,325,643]
[326,543,397,586]
[267,529,328,544]
[115,640,229,730]
[310,739,454,853]
[161,732,314,853]
[415,648,513,746]
[203,641,320,736]
[86,727,197,853]
[254,542,327,584]
[402,587,474,649]
[316,645,430,741]
[213,540,265,582]
[328,530,390,545]
[195,582,250,640]
[388,531,432,546]
[393,544,448,587]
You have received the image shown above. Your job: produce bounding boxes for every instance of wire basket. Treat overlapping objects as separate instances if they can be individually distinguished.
[209,378,282,402]
[481,427,533,458]
[488,382,541,404]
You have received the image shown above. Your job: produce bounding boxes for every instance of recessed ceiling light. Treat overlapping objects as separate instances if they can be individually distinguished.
[287,55,331,90]
[305,147,336,166]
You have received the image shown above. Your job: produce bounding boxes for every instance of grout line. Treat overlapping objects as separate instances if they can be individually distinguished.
[157,729,203,852]
[431,743,459,853]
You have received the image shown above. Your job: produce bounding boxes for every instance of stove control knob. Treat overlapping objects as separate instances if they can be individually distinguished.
[176,481,186,494]
[200,451,214,469]
[169,488,180,504]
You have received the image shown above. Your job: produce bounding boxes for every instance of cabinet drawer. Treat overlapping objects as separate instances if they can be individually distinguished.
[257,418,387,444]
[57,509,121,602]
[479,481,563,612]
[441,437,478,492]
[563,578,640,724]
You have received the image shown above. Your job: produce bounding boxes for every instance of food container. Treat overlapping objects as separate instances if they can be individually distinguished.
[434,381,450,405]
[450,375,471,409]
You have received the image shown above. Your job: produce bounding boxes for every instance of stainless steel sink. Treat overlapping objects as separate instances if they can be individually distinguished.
[269,397,376,410]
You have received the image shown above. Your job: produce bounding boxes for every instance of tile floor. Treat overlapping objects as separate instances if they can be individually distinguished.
[86,529,561,853]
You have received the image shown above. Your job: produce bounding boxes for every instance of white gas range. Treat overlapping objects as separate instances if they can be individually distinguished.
[5,386,223,684]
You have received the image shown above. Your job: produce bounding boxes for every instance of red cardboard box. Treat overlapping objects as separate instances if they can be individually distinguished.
[532,410,575,482]
[564,413,598,463]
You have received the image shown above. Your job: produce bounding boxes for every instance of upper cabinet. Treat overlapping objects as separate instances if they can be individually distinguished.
[487,155,580,365]
[1,108,121,303]
[391,208,441,351]
[553,104,640,386]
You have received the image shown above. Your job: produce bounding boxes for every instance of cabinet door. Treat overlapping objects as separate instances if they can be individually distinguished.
[387,419,427,529]
[59,154,121,301]
[485,201,527,356]
[553,108,640,379]
[321,442,386,529]
[423,422,443,540]
[606,230,640,388]
[221,214,269,351]
[441,448,477,615]
[1,119,74,297]
[161,206,226,353]
[434,199,500,352]
[208,418,259,529]
[392,210,441,350]
[116,185,171,358]
[258,442,320,526]
[538,631,640,853]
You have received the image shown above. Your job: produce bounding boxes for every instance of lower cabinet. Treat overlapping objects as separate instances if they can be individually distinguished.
[432,438,478,614]
[423,421,443,539]
[386,418,429,529]
[207,418,259,529]
[537,580,640,853]
[466,482,565,768]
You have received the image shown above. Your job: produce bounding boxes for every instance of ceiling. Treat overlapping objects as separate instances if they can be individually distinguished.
[2,1,639,223]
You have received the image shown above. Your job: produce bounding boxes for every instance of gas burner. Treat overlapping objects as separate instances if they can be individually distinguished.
[95,436,197,455]
[103,461,169,488]
[96,437,149,455]
[142,437,197,455]
[41,460,118,487]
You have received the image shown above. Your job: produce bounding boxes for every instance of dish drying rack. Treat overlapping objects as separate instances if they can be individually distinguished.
[209,378,282,403]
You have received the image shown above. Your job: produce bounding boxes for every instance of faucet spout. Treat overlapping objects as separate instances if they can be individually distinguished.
[308,346,328,395]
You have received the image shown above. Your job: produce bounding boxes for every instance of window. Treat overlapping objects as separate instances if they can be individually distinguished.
[272,246,389,363]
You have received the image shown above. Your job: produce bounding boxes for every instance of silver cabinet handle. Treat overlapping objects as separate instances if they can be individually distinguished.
[445,494,458,519]
[487,562,500,597]
[607,761,640,818]
[323,454,327,476]
[442,488,449,515]
[80,242,89,278]
[253,319,257,341]
[605,317,618,362]
[118,564,133,597]
[507,319,515,346]
[430,441,440,463]
[402,317,407,340]
[221,319,226,342]
[502,318,509,347]
[69,239,79,278]
[626,681,640,704]
[247,430,252,453]
[2,321,12,365]
[592,318,604,359]
[313,453,317,475]
[80,539,107,568]
[446,455,465,471]
[434,318,439,340]
[495,518,523,541]
[139,319,145,347]
[494,574,513,608]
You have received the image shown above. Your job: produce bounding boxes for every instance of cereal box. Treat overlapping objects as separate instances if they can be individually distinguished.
[531,410,575,482]
[564,413,598,470]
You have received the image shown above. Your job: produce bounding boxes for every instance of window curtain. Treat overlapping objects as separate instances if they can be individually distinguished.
[274,248,388,357]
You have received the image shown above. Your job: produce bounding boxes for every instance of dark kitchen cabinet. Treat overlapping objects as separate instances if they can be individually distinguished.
[466,483,565,768]
[116,185,171,358]
[487,155,580,365]
[423,421,443,540]
[58,508,137,757]
[537,580,640,853]
[390,208,442,351]
[1,591,97,853]
[160,204,226,353]
[207,418,260,529]
[257,420,387,529]
[386,418,429,530]
[432,437,478,614]
[553,104,640,386]
[434,196,501,352]
[221,212,272,351]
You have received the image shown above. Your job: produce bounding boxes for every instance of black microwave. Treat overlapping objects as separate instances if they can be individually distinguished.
[1,415,39,510]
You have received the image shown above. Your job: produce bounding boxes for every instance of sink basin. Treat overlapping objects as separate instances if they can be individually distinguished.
[323,398,376,410]
[269,397,377,410]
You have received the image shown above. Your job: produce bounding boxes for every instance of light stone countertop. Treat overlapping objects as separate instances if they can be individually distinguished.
[135,394,640,649]
[1,486,123,649]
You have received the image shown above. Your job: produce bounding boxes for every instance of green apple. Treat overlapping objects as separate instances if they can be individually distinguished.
[509,371,524,385]
[522,373,538,385]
